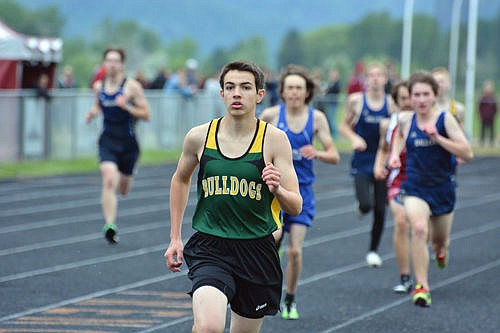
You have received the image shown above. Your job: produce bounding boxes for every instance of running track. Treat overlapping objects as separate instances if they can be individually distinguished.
[0,154,499,332]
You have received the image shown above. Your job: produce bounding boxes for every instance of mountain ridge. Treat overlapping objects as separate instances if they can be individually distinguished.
[14,0,500,57]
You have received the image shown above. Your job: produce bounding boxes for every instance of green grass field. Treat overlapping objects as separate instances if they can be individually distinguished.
[0,139,497,180]
[0,150,181,179]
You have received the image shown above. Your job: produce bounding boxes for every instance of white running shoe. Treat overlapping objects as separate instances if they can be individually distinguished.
[366,251,382,267]
[393,279,413,293]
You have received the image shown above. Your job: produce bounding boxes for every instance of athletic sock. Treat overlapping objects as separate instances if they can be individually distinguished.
[284,293,295,305]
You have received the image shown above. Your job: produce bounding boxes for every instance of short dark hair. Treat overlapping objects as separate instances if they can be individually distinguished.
[103,47,126,62]
[219,61,265,91]
[390,80,409,102]
[408,71,439,97]
[278,64,316,105]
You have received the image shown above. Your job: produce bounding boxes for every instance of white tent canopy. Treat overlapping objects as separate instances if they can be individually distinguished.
[0,20,62,63]
[0,20,62,89]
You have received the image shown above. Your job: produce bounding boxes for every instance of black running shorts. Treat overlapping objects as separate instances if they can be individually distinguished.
[183,231,283,319]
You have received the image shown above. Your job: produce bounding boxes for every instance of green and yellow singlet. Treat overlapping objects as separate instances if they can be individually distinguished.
[192,118,282,239]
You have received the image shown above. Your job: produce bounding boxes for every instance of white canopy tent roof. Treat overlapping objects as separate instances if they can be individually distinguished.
[0,20,62,63]
[0,20,62,89]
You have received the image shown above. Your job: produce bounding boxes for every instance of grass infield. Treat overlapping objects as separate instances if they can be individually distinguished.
[0,140,498,180]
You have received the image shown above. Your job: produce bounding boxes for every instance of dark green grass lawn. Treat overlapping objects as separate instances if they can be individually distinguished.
[1,140,498,180]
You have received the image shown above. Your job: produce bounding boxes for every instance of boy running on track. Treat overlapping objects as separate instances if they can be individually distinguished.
[389,71,473,307]
[85,47,150,244]
[164,61,302,333]
[340,61,396,267]
[374,80,413,293]
[260,64,340,320]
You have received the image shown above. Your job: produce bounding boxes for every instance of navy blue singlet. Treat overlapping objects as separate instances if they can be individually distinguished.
[350,94,389,176]
[98,78,137,139]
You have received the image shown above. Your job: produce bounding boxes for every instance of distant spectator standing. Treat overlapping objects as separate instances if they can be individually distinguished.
[264,69,280,108]
[203,72,225,117]
[384,61,398,94]
[34,73,51,101]
[134,69,150,89]
[347,61,365,95]
[33,73,52,157]
[164,59,199,98]
[202,72,220,95]
[149,67,169,89]
[478,80,497,146]
[90,64,106,88]
[57,65,78,88]
[311,68,326,111]
[324,68,341,138]
[185,58,199,87]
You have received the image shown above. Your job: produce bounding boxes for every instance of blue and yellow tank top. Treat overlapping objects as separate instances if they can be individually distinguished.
[277,104,315,185]
[192,118,282,239]
[98,78,137,139]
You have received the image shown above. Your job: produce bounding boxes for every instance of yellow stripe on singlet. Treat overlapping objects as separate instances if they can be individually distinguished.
[205,118,219,150]
[205,118,266,153]
[450,100,456,116]
[249,120,266,154]
[271,197,282,229]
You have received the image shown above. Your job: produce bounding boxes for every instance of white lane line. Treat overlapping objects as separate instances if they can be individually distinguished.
[0,221,165,257]
[299,220,500,288]
[0,193,352,256]
[0,272,187,322]
[1,186,499,281]
[0,244,164,283]
[128,221,500,333]
[0,157,493,203]
[0,187,346,233]
[0,171,169,194]
[1,218,498,326]
[0,200,186,234]
[0,178,346,214]
[319,259,500,333]
[135,316,194,333]
[0,188,168,217]
[0,178,169,204]
[2,187,497,257]
[0,188,349,243]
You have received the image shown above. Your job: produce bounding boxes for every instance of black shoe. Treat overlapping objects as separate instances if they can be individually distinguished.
[103,224,119,244]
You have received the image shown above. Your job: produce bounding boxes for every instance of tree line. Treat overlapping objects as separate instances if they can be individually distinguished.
[1,0,498,90]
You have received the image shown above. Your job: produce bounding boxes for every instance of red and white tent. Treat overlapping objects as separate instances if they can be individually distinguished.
[0,20,62,89]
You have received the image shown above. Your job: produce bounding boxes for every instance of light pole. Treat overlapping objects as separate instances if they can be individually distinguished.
[465,0,479,139]
[401,0,414,79]
[449,0,463,100]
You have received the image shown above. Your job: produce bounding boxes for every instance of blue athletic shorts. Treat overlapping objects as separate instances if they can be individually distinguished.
[98,133,139,175]
[282,183,315,232]
[401,181,455,216]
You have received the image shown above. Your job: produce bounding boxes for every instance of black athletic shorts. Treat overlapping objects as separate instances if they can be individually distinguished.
[98,133,139,176]
[183,231,283,319]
